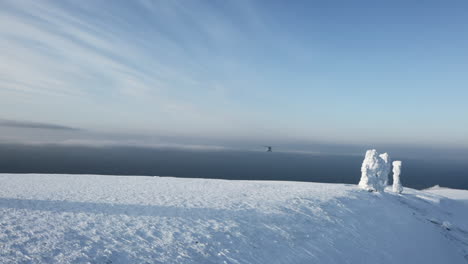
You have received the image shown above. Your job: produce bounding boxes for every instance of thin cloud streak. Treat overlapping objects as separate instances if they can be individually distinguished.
[0,119,80,131]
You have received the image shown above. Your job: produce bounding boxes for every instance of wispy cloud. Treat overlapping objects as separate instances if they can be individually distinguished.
[0,1,164,99]
[0,0,266,100]
[0,0,276,137]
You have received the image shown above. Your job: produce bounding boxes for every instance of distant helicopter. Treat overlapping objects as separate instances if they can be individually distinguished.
[263,146,273,152]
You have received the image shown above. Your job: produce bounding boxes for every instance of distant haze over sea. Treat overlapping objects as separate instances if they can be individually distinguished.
[1,144,467,190]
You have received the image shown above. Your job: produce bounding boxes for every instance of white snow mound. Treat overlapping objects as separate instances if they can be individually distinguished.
[1,174,468,263]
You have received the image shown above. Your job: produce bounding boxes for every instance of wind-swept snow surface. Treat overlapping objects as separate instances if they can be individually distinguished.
[1,174,468,263]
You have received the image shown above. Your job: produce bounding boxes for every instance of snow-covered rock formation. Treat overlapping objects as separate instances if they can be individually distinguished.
[358,149,391,192]
[378,152,391,188]
[392,161,403,193]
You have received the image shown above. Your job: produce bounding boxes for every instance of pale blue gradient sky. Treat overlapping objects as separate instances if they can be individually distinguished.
[1,0,467,148]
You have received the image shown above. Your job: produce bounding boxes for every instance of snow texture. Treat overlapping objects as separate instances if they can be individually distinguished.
[426,186,468,204]
[1,174,468,263]
[392,161,403,194]
[358,149,391,192]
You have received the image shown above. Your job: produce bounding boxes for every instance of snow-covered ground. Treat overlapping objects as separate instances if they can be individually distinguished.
[1,174,467,263]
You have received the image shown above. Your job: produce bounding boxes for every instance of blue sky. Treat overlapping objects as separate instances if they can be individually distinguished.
[1,0,467,149]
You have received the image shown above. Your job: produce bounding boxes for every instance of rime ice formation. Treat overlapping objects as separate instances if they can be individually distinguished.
[392,161,403,194]
[378,153,391,188]
[358,149,391,192]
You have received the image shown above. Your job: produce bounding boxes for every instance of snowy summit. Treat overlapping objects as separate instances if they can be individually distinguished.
[0,151,467,263]
[1,171,468,263]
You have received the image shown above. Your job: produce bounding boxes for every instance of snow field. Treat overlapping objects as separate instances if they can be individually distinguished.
[1,174,467,263]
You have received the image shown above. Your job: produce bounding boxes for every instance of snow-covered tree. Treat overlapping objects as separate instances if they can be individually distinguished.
[358,149,391,192]
[392,161,403,194]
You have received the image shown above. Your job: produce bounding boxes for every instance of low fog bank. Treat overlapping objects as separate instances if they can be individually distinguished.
[1,125,468,161]
[1,143,467,190]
